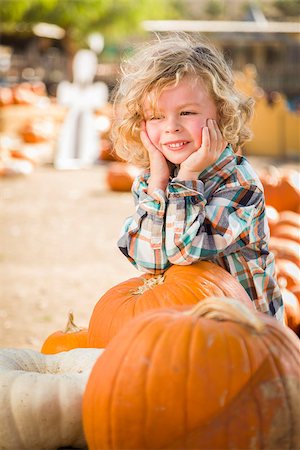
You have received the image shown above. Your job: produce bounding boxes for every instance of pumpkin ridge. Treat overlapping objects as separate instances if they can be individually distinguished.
[148,309,192,449]
[108,315,166,449]
[197,320,254,426]
[234,323,264,448]
[153,281,182,306]
[258,321,299,446]
[185,318,201,447]
[152,316,264,447]
[165,362,286,448]
[184,277,224,300]
[258,326,297,445]
[171,327,296,449]
[121,316,173,449]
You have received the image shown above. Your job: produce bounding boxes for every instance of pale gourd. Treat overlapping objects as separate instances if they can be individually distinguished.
[0,347,103,450]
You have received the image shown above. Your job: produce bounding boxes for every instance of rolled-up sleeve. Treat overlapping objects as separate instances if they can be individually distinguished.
[118,174,170,273]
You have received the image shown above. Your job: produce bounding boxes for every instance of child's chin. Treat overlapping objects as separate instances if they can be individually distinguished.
[167,157,187,165]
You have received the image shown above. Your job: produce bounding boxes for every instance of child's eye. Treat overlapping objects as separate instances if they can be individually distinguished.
[181,111,196,116]
[148,115,163,120]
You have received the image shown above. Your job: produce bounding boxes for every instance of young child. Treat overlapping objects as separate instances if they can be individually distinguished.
[112,34,283,321]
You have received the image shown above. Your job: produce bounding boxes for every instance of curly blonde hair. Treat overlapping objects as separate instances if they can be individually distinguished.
[111,33,254,168]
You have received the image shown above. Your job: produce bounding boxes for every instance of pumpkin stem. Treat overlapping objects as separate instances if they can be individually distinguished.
[131,275,165,295]
[184,297,265,334]
[65,311,83,333]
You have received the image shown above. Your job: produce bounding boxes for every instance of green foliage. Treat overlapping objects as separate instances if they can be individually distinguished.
[273,0,300,17]
[1,0,182,47]
[205,0,224,18]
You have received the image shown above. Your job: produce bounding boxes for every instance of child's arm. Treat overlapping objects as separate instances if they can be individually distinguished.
[117,173,171,274]
[140,122,170,195]
[165,175,264,264]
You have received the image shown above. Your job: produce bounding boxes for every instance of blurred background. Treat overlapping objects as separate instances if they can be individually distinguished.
[1,0,299,164]
[0,0,299,348]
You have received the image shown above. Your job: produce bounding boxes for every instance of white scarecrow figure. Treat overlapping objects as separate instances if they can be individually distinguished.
[55,49,108,169]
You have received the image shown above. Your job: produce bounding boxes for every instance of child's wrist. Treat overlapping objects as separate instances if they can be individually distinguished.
[147,176,168,194]
[177,169,200,181]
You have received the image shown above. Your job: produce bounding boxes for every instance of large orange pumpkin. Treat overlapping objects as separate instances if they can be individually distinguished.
[260,168,300,212]
[41,312,88,354]
[83,297,300,450]
[87,261,252,348]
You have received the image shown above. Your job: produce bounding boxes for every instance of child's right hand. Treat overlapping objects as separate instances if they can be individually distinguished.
[177,119,227,180]
[140,123,170,194]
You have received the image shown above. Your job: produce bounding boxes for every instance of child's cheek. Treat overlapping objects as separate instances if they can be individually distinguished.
[146,123,159,147]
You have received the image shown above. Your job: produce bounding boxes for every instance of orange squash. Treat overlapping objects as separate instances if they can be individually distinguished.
[87,261,252,348]
[275,259,300,290]
[260,168,300,212]
[0,86,14,107]
[106,162,140,192]
[290,284,300,305]
[282,288,300,336]
[41,312,88,354]
[278,210,300,228]
[270,237,300,267]
[83,297,300,450]
[265,204,279,233]
[272,224,300,243]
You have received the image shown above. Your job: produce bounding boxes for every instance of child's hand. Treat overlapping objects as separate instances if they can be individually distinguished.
[177,119,227,180]
[140,122,170,193]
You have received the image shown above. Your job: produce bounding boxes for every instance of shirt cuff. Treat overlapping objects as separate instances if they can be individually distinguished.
[167,179,205,200]
[139,188,166,217]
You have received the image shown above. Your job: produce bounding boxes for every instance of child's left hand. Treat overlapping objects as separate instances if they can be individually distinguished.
[177,119,227,180]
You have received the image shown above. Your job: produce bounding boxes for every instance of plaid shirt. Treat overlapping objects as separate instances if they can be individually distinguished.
[118,146,283,321]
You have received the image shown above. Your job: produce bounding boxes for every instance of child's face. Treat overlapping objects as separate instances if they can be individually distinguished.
[143,76,218,165]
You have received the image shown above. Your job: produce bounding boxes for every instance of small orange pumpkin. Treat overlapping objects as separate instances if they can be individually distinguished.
[270,237,300,267]
[106,162,140,192]
[272,225,300,244]
[41,312,88,354]
[278,210,300,228]
[83,297,300,450]
[265,204,279,233]
[290,284,300,305]
[276,259,300,290]
[282,288,300,336]
[87,261,252,348]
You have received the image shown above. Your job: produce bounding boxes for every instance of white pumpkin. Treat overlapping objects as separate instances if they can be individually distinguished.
[0,347,104,450]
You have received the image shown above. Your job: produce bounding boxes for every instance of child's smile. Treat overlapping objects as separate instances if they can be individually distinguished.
[143,76,218,165]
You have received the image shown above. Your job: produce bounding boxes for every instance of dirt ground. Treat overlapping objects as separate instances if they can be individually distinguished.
[0,164,138,350]
[1,157,299,350]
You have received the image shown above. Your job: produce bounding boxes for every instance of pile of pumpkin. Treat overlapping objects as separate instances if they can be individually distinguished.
[261,166,300,336]
[1,253,300,449]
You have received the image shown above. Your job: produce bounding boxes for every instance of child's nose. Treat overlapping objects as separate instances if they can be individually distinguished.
[165,117,181,133]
